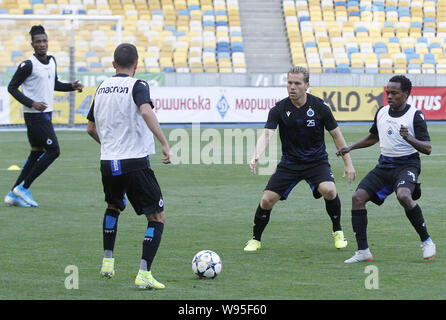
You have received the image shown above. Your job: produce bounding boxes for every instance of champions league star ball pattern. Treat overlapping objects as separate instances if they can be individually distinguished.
[192,250,222,279]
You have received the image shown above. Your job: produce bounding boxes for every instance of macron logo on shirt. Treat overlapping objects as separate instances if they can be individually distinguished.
[97,86,129,95]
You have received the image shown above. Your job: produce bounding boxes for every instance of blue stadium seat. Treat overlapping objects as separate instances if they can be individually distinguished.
[175,31,187,37]
[424,53,436,65]
[217,43,230,52]
[77,66,88,72]
[405,53,420,63]
[351,67,364,74]
[162,67,175,72]
[31,0,43,4]
[203,21,214,27]
[23,9,34,14]
[304,42,317,49]
[403,47,415,55]
[365,67,379,74]
[388,37,399,43]
[423,27,436,34]
[347,47,359,59]
[398,7,410,17]
[374,42,387,54]
[178,10,190,16]
[298,16,311,24]
[90,62,102,68]
[336,64,351,73]
[232,42,244,52]
[429,43,441,51]
[11,51,23,60]
[372,3,385,11]
[355,26,368,33]
[325,68,337,73]
[216,21,228,27]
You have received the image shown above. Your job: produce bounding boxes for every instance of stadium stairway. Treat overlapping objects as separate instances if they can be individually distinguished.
[239,0,291,73]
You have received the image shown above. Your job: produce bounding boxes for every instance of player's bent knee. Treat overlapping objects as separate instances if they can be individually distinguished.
[106,204,121,215]
[396,188,413,206]
[147,211,166,224]
[317,182,336,200]
[352,189,368,207]
[261,191,280,210]
[50,146,60,159]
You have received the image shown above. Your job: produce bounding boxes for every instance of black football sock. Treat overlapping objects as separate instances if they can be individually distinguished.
[23,148,60,188]
[12,150,44,189]
[103,209,120,256]
[405,204,430,242]
[141,221,164,271]
[253,204,271,241]
[325,195,342,232]
[352,209,369,250]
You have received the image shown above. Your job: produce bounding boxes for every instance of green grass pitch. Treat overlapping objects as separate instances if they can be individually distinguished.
[0,124,445,300]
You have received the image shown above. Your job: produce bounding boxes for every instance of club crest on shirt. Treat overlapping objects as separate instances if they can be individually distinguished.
[286,111,291,117]
[307,107,314,117]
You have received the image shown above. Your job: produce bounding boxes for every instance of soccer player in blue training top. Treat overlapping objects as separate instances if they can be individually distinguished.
[244,66,356,252]
[86,43,171,289]
[4,25,83,208]
[337,75,436,263]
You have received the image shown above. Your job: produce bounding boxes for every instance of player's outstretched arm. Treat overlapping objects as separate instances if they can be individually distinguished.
[329,127,356,184]
[140,103,171,164]
[250,128,275,175]
[336,133,379,157]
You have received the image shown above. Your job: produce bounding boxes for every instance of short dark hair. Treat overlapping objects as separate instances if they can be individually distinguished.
[29,25,46,41]
[114,43,138,68]
[388,75,412,95]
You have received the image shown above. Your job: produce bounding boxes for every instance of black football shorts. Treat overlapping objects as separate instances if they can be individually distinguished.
[357,165,420,205]
[265,161,335,200]
[102,167,164,215]
[25,113,59,150]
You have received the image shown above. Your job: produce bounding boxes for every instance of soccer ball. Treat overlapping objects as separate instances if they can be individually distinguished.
[192,250,222,279]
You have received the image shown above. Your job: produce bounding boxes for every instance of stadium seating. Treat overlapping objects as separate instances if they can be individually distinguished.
[1,0,445,74]
[284,0,446,74]
[0,0,246,73]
